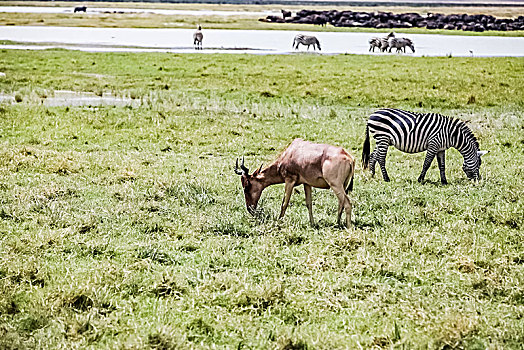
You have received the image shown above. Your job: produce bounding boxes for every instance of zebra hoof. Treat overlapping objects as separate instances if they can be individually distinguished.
[417,177,424,183]
[384,178,391,182]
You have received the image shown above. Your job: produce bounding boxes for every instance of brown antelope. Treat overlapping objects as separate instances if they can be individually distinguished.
[234,139,355,227]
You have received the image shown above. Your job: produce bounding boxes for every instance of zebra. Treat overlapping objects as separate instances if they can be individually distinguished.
[388,37,415,53]
[369,32,395,52]
[293,34,321,51]
[362,108,488,184]
[193,25,203,50]
[368,38,383,52]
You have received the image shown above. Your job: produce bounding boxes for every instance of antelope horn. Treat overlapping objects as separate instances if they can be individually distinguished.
[234,158,244,175]
[234,157,249,175]
[240,156,249,174]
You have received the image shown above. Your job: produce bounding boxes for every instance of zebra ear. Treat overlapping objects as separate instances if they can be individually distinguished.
[477,150,489,157]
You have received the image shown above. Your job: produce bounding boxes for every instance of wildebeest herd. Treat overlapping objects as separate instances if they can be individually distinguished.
[263,9,524,32]
[235,108,488,228]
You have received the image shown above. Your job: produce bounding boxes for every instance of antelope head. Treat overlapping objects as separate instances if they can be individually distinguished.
[234,157,264,215]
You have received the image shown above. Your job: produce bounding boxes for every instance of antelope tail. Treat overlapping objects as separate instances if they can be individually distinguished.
[346,161,355,194]
[362,124,370,170]
[346,174,354,194]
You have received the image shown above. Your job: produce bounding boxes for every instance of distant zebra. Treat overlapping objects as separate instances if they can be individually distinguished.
[369,32,395,52]
[362,108,488,184]
[388,37,415,53]
[193,25,203,50]
[293,34,321,51]
[368,38,382,52]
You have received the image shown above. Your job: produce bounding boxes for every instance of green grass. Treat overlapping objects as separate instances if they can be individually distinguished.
[0,50,523,349]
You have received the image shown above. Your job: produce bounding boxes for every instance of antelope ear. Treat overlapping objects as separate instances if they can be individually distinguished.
[252,164,263,177]
[477,150,489,157]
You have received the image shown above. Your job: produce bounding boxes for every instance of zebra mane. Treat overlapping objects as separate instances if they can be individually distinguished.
[413,111,479,150]
[454,117,479,150]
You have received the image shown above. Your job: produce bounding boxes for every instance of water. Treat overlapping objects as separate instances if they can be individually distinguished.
[0,90,140,107]
[1,26,523,57]
[0,6,277,16]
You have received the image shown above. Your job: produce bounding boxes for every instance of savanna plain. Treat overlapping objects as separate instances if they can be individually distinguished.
[0,50,523,349]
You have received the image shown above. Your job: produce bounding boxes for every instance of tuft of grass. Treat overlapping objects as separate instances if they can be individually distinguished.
[137,246,176,265]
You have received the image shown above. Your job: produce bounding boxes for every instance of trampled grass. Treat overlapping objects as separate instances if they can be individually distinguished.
[0,50,523,349]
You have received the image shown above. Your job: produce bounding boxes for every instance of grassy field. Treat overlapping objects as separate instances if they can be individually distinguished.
[0,50,523,349]
[1,1,524,36]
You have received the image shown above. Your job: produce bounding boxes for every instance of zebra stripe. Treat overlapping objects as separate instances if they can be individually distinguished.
[293,34,321,51]
[362,108,486,184]
[388,38,415,53]
[369,32,395,52]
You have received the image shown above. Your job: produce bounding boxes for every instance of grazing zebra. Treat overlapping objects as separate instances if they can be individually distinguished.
[193,25,203,50]
[369,32,395,52]
[388,38,415,53]
[362,108,488,184]
[293,34,321,51]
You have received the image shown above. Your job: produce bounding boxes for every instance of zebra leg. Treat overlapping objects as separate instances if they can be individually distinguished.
[418,148,438,183]
[436,150,448,185]
[375,139,391,182]
[369,150,377,177]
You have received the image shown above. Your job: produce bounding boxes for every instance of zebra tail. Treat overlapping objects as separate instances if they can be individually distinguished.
[362,124,370,170]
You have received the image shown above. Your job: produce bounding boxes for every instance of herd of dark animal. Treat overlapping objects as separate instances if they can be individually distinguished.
[263,9,524,32]
[235,108,487,228]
